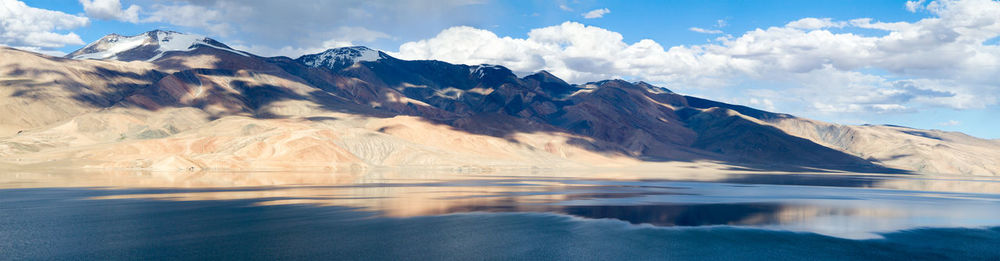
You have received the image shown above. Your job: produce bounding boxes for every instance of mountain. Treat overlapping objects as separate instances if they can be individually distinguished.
[296,46,387,71]
[2,30,997,175]
[66,30,248,62]
[766,119,1000,175]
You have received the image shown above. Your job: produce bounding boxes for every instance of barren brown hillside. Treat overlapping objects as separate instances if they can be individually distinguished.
[1,36,997,175]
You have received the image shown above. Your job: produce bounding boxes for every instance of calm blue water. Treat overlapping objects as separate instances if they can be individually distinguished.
[2,171,999,260]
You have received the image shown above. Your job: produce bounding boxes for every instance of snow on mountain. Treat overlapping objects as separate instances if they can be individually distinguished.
[67,30,248,62]
[71,34,147,60]
[468,64,509,78]
[297,46,385,71]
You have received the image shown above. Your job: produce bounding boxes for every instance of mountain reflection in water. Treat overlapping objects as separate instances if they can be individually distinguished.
[2,169,1000,259]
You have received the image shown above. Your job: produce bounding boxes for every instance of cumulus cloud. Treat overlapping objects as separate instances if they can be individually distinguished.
[0,0,89,53]
[395,22,631,82]
[582,8,610,19]
[395,0,1000,117]
[79,0,140,23]
[689,27,723,34]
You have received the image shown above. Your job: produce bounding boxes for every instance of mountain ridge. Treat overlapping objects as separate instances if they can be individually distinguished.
[1,30,996,175]
[66,30,248,62]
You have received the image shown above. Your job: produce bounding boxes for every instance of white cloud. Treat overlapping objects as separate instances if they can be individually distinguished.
[907,0,928,12]
[136,0,481,57]
[582,8,609,19]
[747,98,776,111]
[79,0,140,23]
[228,45,323,59]
[689,27,723,34]
[143,4,230,36]
[395,26,548,75]
[3,0,481,58]
[232,26,390,58]
[331,26,392,43]
[559,4,572,11]
[0,0,89,52]
[785,18,847,29]
[691,19,727,34]
[716,19,728,28]
[395,0,1000,117]
[938,120,961,126]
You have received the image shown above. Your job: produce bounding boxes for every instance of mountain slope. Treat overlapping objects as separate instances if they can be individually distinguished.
[296,46,386,71]
[766,118,1000,175]
[327,56,879,169]
[676,95,1000,175]
[0,47,162,137]
[3,42,632,170]
[2,30,996,175]
[66,30,248,62]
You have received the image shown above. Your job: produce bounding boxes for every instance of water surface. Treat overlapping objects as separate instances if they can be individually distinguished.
[2,170,999,260]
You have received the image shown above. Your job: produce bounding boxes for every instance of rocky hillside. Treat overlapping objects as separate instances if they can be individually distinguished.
[1,30,997,175]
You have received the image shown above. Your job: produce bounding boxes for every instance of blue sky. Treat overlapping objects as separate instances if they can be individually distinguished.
[3,0,999,138]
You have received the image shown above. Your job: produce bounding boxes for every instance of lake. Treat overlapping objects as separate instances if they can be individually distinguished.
[2,169,999,260]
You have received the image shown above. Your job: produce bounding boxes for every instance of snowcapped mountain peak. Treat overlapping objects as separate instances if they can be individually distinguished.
[296,46,386,71]
[469,64,512,79]
[66,30,247,62]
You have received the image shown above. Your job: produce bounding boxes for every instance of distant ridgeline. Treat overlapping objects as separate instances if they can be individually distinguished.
[0,30,996,175]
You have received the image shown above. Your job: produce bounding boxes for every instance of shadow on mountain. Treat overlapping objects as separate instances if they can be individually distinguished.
[1,47,907,174]
[162,53,907,174]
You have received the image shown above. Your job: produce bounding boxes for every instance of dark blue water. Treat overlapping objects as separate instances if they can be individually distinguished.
[2,171,1000,260]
